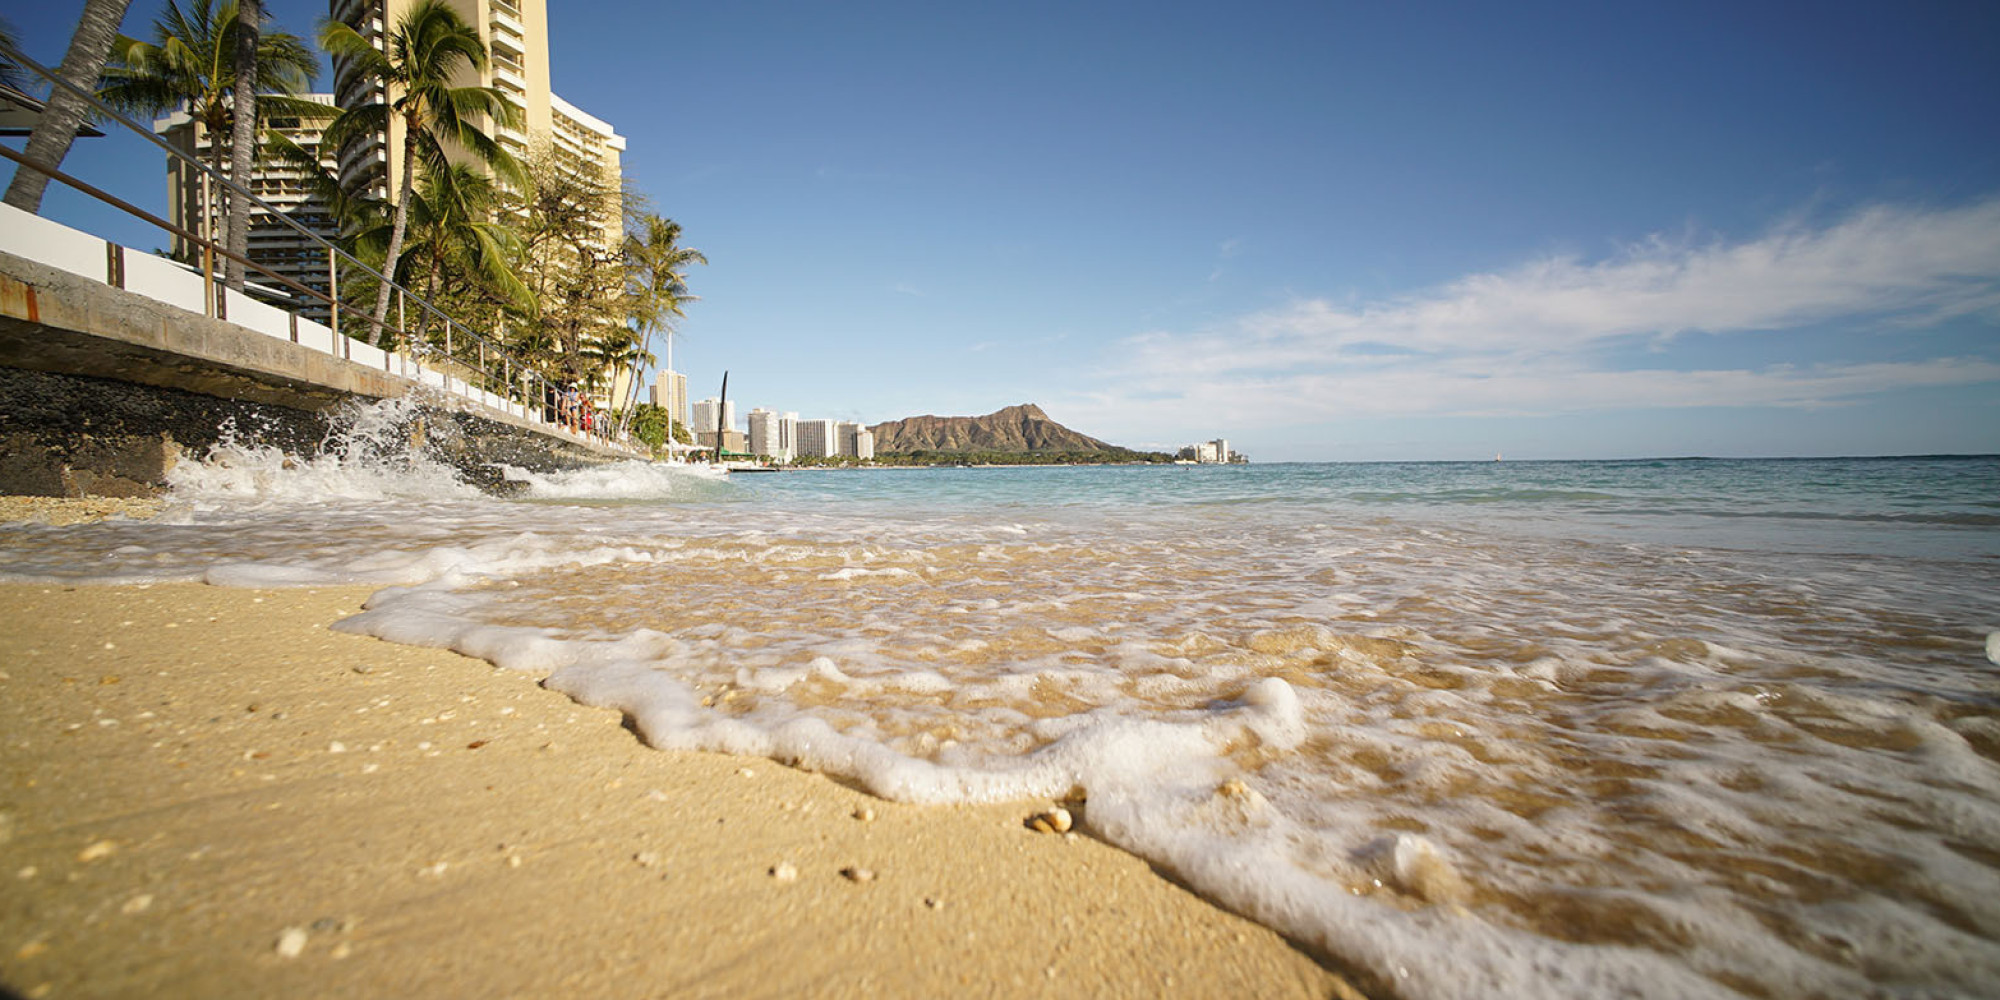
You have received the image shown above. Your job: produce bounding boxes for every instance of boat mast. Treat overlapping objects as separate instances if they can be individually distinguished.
[717,370,728,461]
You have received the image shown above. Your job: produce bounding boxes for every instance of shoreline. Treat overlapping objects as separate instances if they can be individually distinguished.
[0,576,1359,998]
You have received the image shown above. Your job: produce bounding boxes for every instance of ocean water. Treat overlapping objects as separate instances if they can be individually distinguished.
[4,397,1998,999]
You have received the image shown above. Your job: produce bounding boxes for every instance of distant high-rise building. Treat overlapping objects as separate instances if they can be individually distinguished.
[649,370,688,434]
[691,397,735,439]
[155,95,340,323]
[747,408,786,461]
[778,412,798,461]
[796,419,840,458]
[835,421,873,460]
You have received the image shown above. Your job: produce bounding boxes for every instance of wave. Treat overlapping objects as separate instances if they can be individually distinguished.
[500,461,735,502]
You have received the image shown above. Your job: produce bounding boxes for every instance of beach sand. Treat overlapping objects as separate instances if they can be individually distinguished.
[0,572,1360,998]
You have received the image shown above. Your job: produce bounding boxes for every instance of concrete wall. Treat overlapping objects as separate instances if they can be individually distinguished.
[0,212,639,497]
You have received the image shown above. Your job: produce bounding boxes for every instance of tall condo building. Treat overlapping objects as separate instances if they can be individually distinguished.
[328,0,624,225]
[795,419,840,459]
[747,408,788,462]
[838,422,874,460]
[778,412,799,461]
[648,370,688,433]
[155,95,340,323]
[690,398,735,439]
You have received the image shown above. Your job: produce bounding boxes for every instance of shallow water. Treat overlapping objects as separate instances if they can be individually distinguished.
[3,399,1996,999]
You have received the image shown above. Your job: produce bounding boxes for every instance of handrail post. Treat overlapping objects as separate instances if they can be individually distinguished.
[328,249,339,342]
[201,171,215,318]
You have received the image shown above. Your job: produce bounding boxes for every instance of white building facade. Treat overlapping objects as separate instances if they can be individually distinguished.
[690,398,735,439]
[648,369,688,432]
[747,408,791,462]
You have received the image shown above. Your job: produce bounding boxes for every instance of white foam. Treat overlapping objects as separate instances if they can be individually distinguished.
[11,438,2000,999]
[500,460,730,500]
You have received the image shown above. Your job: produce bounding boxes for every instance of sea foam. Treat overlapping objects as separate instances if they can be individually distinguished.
[6,399,1998,999]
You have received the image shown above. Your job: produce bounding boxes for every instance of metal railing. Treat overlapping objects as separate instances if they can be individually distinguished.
[0,37,630,452]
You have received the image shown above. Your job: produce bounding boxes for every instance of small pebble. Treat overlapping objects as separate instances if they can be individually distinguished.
[852,807,875,822]
[77,839,117,862]
[769,862,798,882]
[634,851,662,869]
[840,866,876,883]
[328,742,347,753]
[275,927,308,959]
[1027,806,1073,834]
[121,894,154,915]
[924,896,944,910]
[330,942,352,960]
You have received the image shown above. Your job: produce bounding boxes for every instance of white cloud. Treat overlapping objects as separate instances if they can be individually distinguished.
[1079,198,2000,436]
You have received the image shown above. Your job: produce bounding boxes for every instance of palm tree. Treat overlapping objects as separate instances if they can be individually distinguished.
[348,161,529,344]
[619,213,705,437]
[319,0,522,348]
[224,0,259,288]
[1,16,29,91]
[96,0,317,282]
[3,0,133,213]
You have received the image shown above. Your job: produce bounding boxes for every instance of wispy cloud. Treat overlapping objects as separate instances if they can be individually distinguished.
[1075,198,2000,432]
[892,282,924,297]
[1209,236,1247,282]
[967,332,1067,355]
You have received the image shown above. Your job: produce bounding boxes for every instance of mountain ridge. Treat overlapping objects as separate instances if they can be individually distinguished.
[868,404,1124,454]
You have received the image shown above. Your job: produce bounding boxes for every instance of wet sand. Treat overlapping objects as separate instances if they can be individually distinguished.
[0,575,1359,999]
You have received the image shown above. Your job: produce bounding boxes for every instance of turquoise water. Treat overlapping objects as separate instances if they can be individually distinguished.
[4,413,1997,999]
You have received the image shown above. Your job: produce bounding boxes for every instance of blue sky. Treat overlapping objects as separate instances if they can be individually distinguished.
[8,1,1999,460]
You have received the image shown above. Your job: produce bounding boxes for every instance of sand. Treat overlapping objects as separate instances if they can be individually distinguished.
[0,576,1361,999]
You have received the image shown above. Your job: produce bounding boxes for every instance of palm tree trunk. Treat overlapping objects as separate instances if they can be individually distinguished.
[615,327,652,441]
[225,0,261,290]
[369,127,418,348]
[3,0,133,212]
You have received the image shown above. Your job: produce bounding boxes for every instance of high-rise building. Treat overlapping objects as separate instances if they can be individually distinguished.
[327,0,622,211]
[648,370,688,434]
[155,95,341,323]
[796,419,840,459]
[848,424,874,461]
[778,412,798,461]
[746,408,778,459]
[690,397,735,440]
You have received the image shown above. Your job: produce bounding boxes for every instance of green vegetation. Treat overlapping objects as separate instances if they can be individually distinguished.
[628,403,690,454]
[14,1,706,434]
[96,0,319,289]
[319,0,522,345]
